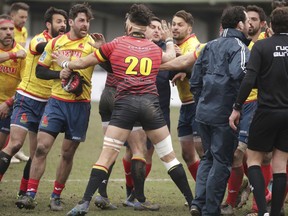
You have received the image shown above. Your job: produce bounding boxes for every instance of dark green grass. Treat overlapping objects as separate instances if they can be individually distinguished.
[0,102,285,216]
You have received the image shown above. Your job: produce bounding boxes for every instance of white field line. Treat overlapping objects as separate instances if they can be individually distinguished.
[2,178,193,183]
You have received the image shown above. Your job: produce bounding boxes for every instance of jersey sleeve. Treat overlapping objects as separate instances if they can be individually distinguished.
[29,34,46,55]
[38,39,54,68]
[94,39,118,62]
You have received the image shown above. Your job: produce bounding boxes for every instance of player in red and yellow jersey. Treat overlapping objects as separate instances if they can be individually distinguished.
[0,14,26,152]
[9,2,29,48]
[8,2,30,162]
[0,7,67,211]
[171,10,202,183]
[53,4,194,215]
[16,3,96,210]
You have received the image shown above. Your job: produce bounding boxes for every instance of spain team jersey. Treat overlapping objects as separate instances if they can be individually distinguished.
[17,30,53,100]
[245,33,268,102]
[194,43,206,59]
[176,34,200,103]
[38,33,97,101]
[14,26,28,47]
[0,42,26,103]
[258,31,268,40]
[94,35,162,99]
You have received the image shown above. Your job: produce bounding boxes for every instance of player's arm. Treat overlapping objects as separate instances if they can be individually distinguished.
[0,96,14,119]
[52,51,99,70]
[35,42,48,54]
[0,50,26,63]
[160,51,196,71]
[36,64,61,80]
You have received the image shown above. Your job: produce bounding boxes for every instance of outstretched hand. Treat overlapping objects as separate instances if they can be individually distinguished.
[89,33,106,49]
[52,51,70,67]
[161,20,173,41]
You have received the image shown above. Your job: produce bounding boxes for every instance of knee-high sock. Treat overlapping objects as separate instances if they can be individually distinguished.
[52,181,65,198]
[145,163,152,178]
[83,166,108,202]
[261,164,272,192]
[252,164,273,210]
[122,158,133,196]
[19,158,32,195]
[226,166,244,207]
[131,158,146,202]
[168,164,193,207]
[0,151,12,181]
[26,178,40,198]
[98,162,115,198]
[248,165,267,215]
[270,173,286,216]
[188,160,199,181]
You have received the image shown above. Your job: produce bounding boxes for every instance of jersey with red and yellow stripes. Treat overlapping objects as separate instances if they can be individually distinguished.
[176,34,200,103]
[38,33,97,102]
[94,35,162,99]
[0,42,26,103]
[17,30,53,100]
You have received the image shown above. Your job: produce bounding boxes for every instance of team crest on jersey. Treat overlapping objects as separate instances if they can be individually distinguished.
[39,51,47,62]
[20,113,28,123]
[41,115,48,127]
[78,43,84,49]
[37,38,45,43]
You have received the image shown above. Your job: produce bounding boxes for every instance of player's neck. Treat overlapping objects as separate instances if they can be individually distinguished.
[250,31,261,43]
[0,41,14,51]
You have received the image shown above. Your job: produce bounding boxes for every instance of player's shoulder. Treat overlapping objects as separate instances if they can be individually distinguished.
[14,41,26,51]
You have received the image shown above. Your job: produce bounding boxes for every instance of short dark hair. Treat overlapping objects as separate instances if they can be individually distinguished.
[173,10,194,26]
[246,5,266,22]
[272,0,288,10]
[9,2,29,14]
[150,16,161,23]
[44,7,68,23]
[126,4,153,26]
[271,7,288,33]
[0,14,13,21]
[69,3,93,21]
[221,6,247,29]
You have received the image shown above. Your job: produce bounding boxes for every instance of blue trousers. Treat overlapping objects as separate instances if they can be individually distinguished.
[192,122,238,215]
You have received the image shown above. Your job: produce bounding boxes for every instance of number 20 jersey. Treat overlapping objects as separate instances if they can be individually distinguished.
[94,36,162,99]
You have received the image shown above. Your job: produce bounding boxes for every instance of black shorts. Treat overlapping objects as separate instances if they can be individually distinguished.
[248,108,288,152]
[110,94,166,131]
[99,86,116,122]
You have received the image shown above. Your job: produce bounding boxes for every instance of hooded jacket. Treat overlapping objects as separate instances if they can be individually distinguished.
[190,28,250,125]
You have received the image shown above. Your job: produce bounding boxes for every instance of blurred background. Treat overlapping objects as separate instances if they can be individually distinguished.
[0,0,274,105]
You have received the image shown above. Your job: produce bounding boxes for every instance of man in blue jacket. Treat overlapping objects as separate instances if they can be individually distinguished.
[189,6,251,216]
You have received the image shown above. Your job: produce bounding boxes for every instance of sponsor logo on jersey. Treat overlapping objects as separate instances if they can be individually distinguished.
[36,37,45,42]
[78,43,84,49]
[39,51,47,62]
[61,50,82,58]
[0,65,17,74]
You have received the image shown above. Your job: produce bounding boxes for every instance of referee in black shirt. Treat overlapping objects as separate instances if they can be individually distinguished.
[229,7,288,216]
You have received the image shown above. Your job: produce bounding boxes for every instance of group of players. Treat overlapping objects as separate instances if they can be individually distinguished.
[0,1,288,216]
